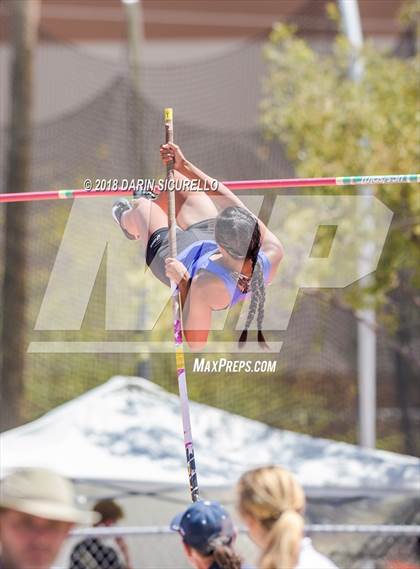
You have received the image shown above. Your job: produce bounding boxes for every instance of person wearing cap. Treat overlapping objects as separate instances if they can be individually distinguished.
[170,500,247,569]
[236,465,338,569]
[0,467,97,569]
[69,499,132,569]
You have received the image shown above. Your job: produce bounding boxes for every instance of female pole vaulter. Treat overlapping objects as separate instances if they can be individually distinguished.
[112,143,283,351]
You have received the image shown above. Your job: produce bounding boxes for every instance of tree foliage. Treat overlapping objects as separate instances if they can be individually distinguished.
[260,22,420,333]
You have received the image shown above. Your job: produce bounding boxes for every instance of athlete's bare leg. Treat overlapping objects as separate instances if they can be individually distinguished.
[121,171,219,242]
[120,198,167,243]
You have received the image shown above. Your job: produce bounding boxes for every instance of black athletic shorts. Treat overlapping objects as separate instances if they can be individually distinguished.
[146,218,216,286]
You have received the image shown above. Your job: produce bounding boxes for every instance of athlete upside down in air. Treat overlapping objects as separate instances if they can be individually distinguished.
[112,143,283,351]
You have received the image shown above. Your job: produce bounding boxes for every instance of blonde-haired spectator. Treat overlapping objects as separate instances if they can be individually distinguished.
[236,465,338,569]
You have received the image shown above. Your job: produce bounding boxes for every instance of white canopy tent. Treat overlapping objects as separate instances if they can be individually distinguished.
[1,376,418,498]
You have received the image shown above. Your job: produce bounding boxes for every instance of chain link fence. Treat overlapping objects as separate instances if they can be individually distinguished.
[58,524,420,569]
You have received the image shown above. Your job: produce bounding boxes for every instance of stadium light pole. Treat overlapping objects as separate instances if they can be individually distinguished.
[120,0,144,187]
[121,0,151,380]
[338,0,376,449]
[121,0,144,86]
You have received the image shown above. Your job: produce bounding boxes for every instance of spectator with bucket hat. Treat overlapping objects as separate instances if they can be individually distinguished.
[0,467,97,569]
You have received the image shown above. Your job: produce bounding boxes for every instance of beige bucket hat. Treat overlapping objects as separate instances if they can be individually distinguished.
[0,468,99,525]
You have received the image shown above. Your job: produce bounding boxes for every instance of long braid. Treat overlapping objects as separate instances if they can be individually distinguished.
[239,258,260,348]
[215,207,268,349]
[255,259,268,348]
[239,248,268,349]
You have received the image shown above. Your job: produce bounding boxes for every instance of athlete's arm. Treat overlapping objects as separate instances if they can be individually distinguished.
[160,143,243,209]
[165,261,226,350]
[209,178,283,282]
[165,258,192,310]
[182,273,229,351]
[161,143,284,282]
[182,276,212,351]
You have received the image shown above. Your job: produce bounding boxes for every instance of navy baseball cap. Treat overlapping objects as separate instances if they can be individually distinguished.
[170,500,235,554]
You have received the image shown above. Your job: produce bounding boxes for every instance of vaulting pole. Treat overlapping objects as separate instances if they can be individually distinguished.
[164,108,199,502]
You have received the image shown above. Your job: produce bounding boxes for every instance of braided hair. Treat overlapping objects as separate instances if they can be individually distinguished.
[215,206,268,348]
